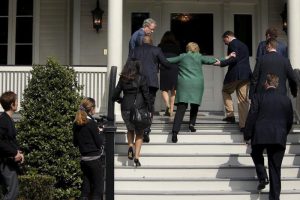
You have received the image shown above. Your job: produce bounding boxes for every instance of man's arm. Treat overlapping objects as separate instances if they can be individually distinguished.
[286,59,298,97]
[244,94,259,141]
[249,59,261,100]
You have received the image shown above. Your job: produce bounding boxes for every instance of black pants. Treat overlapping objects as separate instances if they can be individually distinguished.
[144,87,158,133]
[0,161,19,200]
[172,103,199,132]
[251,144,285,200]
[80,158,104,200]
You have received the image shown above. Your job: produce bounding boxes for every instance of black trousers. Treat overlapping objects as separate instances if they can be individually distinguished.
[0,161,19,200]
[251,144,285,200]
[80,158,104,200]
[172,103,199,132]
[144,87,158,133]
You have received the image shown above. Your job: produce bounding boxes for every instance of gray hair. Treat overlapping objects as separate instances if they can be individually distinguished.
[143,18,156,27]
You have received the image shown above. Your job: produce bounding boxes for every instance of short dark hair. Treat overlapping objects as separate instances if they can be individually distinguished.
[266,73,279,88]
[266,27,278,39]
[266,38,278,49]
[0,91,17,111]
[222,31,235,38]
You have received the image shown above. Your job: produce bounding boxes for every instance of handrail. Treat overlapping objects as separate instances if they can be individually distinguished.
[103,66,117,200]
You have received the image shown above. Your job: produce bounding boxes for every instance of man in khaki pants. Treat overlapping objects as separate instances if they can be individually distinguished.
[215,31,252,132]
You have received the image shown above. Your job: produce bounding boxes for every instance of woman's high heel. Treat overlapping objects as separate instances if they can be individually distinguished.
[189,125,196,132]
[134,158,141,167]
[128,147,134,160]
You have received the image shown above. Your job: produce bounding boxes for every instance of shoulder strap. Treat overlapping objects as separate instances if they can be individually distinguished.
[133,76,141,105]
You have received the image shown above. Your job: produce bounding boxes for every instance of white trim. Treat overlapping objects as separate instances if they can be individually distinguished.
[72,0,81,65]
[7,0,15,64]
[33,0,40,64]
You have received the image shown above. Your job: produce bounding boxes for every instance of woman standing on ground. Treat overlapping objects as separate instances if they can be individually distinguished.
[73,97,104,200]
[112,60,152,167]
[158,31,180,116]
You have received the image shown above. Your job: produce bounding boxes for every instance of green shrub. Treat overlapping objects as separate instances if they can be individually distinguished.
[18,174,56,200]
[17,58,83,199]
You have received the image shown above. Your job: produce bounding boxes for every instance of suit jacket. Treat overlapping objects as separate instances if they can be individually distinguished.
[249,51,298,99]
[220,39,252,84]
[130,43,173,88]
[256,40,288,60]
[128,28,145,55]
[244,88,293,147]
[0,112,19,158]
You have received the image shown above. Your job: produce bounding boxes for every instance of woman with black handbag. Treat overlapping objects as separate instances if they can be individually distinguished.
[112,60,152,167]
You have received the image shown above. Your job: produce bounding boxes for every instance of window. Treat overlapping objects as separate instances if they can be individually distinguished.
[0,0,9,64]
[0,0,33,65]
[171,13,213,55]
[234,14,252,56]
[131,13,149,34]
[15,0,33,65]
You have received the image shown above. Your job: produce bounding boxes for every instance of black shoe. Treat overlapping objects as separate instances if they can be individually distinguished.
[164,107,171,116]
[143,131,150,143]
[189,125,196,132]
[257,178,269,190]
[128,146,134,160]
[222,116,236,123]
[172,131,178,143]
[134,158,141,167]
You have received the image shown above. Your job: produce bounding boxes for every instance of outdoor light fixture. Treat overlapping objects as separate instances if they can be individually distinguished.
[280,3,287,34]
[91,0,104,32]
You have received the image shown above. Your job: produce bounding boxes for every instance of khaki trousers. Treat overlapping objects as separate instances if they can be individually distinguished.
[222,80,249,128]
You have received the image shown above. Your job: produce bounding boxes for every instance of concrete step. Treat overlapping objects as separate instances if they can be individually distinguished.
[115,132,300,143]
[115,165,300,178]
[115,154,300,166]
[114,190,300,200]
[114,177,300,191]
[115,143,300,154]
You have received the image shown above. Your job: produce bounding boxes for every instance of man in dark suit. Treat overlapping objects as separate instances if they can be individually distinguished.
[244,74,293,200]
[249,38,298,100]
[129,35,173,143]
[215,31,252,132]
[256,27,288,60]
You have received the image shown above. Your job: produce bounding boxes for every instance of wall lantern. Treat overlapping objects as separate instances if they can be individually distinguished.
[280,3,287,34]
[91,0,104,32]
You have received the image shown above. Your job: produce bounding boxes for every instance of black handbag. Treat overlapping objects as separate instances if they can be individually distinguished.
[129,76,151,130]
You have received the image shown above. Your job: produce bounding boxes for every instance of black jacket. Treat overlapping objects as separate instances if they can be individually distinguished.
[129,43,174,88]
[112,75,152,111]
[73,116,104,157]
[0,112,19,158]
[220,39,252,84]
[244,88,293,147]
[249,51,298,99]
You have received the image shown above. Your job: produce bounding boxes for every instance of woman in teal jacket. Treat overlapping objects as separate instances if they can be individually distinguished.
[167,42,217,143]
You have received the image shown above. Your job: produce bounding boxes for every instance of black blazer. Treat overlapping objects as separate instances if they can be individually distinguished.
[129,43,173,88]
[112,75,152,112]
[220,39,252,84]
[0,112,19,158]
[249,51,298,99]
[73,116,104,157]
[244,88,293,147]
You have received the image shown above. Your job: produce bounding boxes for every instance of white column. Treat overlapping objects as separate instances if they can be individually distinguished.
[288,0,300,69]
[72,0,81,65]
[107,0,123,119]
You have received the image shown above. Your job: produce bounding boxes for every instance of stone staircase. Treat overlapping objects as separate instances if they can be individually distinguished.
[114,112,300,200]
